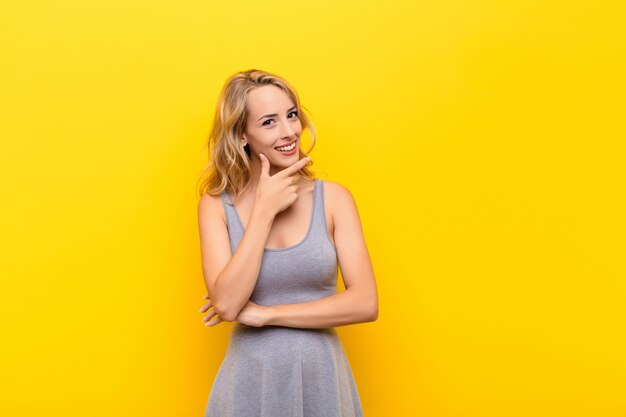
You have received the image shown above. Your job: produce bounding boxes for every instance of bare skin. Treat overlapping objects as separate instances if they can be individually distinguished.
[198,85,378,328]
[198,153,311,325]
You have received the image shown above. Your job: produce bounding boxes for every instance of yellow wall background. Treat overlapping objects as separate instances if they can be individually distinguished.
[1,1,624,416]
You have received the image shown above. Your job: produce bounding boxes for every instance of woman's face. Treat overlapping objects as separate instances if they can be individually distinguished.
[242,84,303,169]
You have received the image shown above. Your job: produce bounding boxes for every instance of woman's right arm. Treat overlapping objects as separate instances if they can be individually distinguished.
[197,154,311,322]
[197,194,274,322]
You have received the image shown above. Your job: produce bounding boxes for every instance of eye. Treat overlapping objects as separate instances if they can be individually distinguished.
[288,110,298,119]
[262,119,274,126]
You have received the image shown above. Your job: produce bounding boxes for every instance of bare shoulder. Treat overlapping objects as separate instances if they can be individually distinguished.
[321,180,359,220]
[198,192,226,225]
[322,180,356,203]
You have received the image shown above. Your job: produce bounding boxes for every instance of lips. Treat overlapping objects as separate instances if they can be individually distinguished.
[274,140,297,151]
[274,140,298,156]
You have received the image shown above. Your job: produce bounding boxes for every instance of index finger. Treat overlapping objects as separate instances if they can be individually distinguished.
[274,156,311,178]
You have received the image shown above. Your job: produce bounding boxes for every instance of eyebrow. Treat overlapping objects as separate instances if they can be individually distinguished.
[257,106,297,122]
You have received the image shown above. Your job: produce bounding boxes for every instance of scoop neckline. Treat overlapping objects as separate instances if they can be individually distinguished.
[225,179,318,252]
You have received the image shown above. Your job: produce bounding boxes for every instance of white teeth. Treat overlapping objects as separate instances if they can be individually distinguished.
[275,142,296,151]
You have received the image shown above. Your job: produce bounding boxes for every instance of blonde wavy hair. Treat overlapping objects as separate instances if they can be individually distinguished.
[196,69,317,203]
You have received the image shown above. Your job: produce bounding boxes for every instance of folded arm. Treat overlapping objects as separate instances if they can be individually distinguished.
[265,287,377,328]
[198,193,275,322]
[265,182,378,329]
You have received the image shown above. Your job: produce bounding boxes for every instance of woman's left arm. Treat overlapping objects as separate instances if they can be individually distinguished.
[264,183,378,329]
[200,183,379,329]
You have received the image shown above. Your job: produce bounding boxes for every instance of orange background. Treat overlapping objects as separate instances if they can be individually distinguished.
[1,1,625,416]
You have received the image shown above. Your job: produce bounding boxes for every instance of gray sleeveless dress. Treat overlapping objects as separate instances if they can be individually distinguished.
[204,178,364,417]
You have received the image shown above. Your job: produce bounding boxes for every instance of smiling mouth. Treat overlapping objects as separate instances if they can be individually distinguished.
[274,140,297,152]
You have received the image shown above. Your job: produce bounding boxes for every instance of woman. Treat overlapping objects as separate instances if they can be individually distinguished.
[196,69,378,417]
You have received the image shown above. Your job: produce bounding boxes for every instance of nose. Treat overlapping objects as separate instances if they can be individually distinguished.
[279,118,297,139]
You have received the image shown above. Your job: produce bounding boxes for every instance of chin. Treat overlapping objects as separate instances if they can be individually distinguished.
[270,155,297,167]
